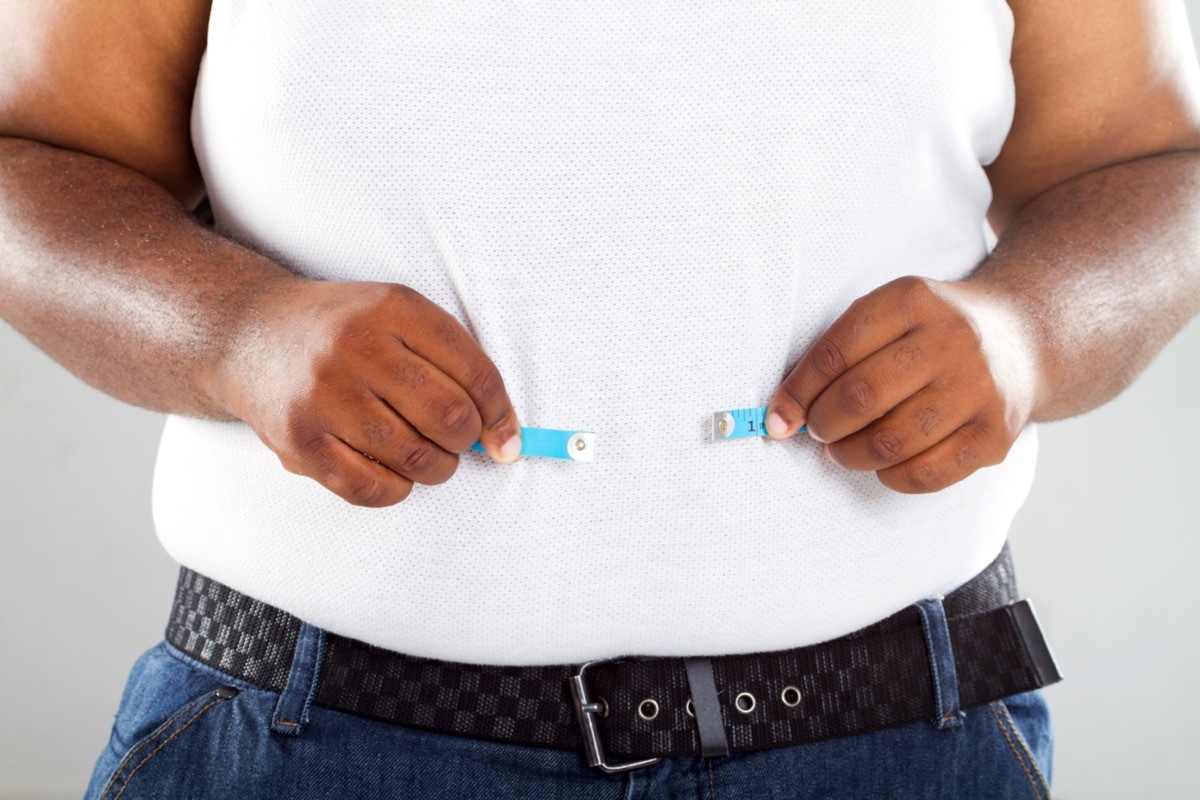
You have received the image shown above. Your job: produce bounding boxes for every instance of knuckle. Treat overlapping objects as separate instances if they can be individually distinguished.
[361,418,397,449]
[895,275,930,300]
[970,419,1012,467]
[892,276,935,311]
[780,379,808,410]
[434,398,475,436]
[464,362,505,405]
[866,428,905,463]
[309,357,343,388]
[282,413,327,455]
[948,314,982,349]
[968,417,992,442]
[837,376,880,416]
[392,358,430,391]
[813,339,849,380]
[954,443,978,469]
[962,367,992,396]
[903,460,941,493]
[382,283,422,310]
[340,473,404,507]
[913,405,941,436]
[892,342,922,372]
[398,439,437,474]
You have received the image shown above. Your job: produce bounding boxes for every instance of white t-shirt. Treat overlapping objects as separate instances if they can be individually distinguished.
[155,0,1033,665]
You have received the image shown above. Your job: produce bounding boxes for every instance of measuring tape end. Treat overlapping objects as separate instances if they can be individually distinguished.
[565,431,596,462]
[711,411,735,441]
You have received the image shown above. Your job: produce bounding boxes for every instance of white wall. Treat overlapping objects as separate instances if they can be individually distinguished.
[0,330,175,800]
[3,9,1200,798]
[1008,317,1200,798]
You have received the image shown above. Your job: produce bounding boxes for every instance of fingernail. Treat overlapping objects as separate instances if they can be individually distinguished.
[765,411,789,439]
[496,432,522,463]
[823,443,840,465]
[808,427,828,443]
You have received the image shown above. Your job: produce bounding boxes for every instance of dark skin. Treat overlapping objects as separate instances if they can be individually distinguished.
[0,1,526,508]
[1,0,1199,506]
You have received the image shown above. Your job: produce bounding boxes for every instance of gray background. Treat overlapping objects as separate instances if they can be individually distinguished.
[2,8,1199,798]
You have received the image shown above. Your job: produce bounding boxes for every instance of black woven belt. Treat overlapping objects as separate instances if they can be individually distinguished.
[165,544,1061,770]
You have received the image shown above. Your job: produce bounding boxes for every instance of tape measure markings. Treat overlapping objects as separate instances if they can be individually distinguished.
[711,406,807,441]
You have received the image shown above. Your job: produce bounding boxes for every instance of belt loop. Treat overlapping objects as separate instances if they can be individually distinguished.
[684,657,730,759]
[270,621,325,737]
[914,596,964,731]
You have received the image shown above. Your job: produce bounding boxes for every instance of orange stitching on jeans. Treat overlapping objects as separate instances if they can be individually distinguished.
[998,700,1050,797]
[108,698,225,800]
[707,759,717,800]
[274,720,300,727]
[99,692,217,799]
[988,702,1043,800]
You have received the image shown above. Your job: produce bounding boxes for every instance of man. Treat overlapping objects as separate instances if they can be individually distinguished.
[2,0,1198,797]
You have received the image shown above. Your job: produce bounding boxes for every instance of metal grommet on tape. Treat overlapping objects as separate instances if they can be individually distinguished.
[734,692,756,714]
[566,432,595,462]
[469,427,595,461]
[713,411,736,440]
[637,699,659,721]
[780,685,802,708]
[710,405,806,441]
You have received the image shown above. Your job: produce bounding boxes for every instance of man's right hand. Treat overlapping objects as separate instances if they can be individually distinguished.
[0,1,521,509]
[219,279,523,507]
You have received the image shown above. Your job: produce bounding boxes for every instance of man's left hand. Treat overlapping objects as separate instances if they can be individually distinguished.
[764,275,1038,494]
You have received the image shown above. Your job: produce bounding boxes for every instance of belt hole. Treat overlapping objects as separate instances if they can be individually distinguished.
[780,685,802,708]
[734,692,756,714]
[685,699,695,718]
[637,699,660,721]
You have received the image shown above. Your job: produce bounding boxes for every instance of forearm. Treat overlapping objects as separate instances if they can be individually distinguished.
[973,150,1200,423]
[0,137,301,419]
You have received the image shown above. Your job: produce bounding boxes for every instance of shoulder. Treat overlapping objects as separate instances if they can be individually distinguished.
[987,0,1200,233]
[0,0,214,204]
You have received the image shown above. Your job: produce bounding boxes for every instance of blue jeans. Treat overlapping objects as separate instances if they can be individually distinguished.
[85,637,1053,799]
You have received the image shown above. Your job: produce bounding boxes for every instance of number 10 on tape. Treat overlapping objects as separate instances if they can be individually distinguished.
[710,406,807,441]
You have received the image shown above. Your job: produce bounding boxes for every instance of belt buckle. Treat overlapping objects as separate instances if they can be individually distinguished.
[568,659,663,774]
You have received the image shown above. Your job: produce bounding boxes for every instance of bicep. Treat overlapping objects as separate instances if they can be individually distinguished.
[0,0,212,205]
[986,0,1200,234]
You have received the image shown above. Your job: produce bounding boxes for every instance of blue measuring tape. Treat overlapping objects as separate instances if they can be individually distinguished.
[468,405,805,460]
[469,427,596,461]
[710,405,807,441]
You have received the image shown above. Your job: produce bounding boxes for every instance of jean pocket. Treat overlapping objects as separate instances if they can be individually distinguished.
[93,643,241,800]
[986,690,1054,800]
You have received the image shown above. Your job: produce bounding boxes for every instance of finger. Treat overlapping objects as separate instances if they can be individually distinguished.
[340,399,460,486]
[824,384,973,472]
[803,331,937,443]
[875,418,1008,494]
[390,288,522,462]
[281,432,414,507]
[373,347,483,455]
[766,277,927,438]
